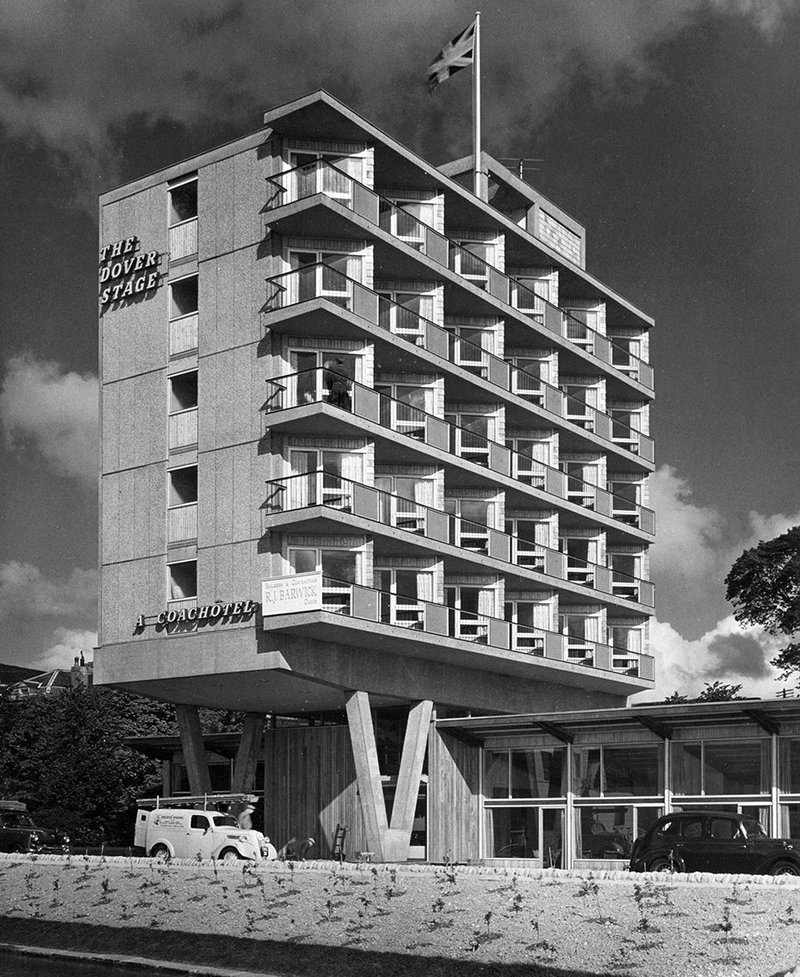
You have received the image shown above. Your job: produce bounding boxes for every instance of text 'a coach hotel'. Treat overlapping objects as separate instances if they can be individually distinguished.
[99,89,677,869]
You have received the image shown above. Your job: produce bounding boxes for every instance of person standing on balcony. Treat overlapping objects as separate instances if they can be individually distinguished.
[324,357,352,410]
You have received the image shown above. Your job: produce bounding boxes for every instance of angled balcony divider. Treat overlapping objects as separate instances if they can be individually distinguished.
[262,368,655,534]
[263,159,654,391]
[263,263,653,461]
[263,471,654,607]
[264,571,653,677]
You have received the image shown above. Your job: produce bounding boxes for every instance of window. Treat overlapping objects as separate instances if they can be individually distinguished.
[169,370,198,412]
[374,475,435,532]
[288,249,361,307]
[506,517,550,570]
[448,413,492,467]
[559,536,596,586]
[168,371,198,451]
[168,560,197,601]
[505,599,552,654]
[170,275,198,319]
[672,740,768,795]
[610,480,640,520]
[444,498,493,551]
[169,180,198,225]
[169,466,197,506]
[608,552,640,599]
[445,584,492,641]
[511,276,550,315]
[445,325,496,372]
[380,198,435,250]
[609,335,641,372]
[559,613,601,660]
[779,739,800,792]
[509,356,550,400]
[377,383,432,440]
[375,568,434,628]
[573,745,662,797]
[452,240,494,289]
[377,289,434,342]
[287,545,362,613]
[289,150,362,202]
[485,748,567,799]
[288,448,364,509]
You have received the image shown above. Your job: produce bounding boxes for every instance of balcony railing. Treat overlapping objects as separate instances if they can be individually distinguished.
[263,263,654,463]
[262,368,655,534]
[169,219,198,260]
[263,159,653,390]
[265,572,653,678]
[168,408,198,451]
[168,502,198,544]
[169,312,198,357]
[263,471,654,606]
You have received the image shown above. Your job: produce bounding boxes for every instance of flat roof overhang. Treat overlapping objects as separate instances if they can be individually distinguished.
[262,610,650,696]
[435,699,800,741]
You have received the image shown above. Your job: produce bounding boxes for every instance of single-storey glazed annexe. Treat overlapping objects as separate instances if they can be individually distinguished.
[128,698,800,870]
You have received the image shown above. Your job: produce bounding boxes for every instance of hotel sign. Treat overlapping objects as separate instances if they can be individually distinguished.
[133,599,259,633]
[99,236,161,307]
[262,572,323,616]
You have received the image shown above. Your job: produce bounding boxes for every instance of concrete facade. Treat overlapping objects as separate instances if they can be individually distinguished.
[98,91,656,861]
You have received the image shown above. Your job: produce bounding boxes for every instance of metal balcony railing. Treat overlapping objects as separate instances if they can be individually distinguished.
[263,471,655,606]
[262,370,655,535]
[263,263,654,463]
[264,159,654,391]
[265,572,653,678]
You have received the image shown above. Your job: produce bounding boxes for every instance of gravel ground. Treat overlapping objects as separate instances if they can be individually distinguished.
[2,853,800,976]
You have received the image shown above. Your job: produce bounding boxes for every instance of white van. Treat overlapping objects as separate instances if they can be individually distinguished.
[134,807,272,862]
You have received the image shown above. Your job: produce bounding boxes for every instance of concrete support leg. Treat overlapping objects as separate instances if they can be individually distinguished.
[385,699,433,862]
[232,712,265,794]
[175,703,212,795]
[345,691,388,862]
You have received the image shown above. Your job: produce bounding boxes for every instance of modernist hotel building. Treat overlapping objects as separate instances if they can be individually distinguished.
[99,90,800,869]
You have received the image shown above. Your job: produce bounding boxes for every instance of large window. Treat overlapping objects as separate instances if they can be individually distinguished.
[779,738,800,792]
[671,740,768,795]
[573,744,662,797]
[485,748,566,799]
[575,805,661,859]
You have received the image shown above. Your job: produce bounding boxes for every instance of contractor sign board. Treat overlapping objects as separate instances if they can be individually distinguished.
[262,572,323,616]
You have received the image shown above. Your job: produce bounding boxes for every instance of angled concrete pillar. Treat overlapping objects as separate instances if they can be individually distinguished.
[345,691,388,862]
[175,703,212,795]
[232,712,265,794]
[385,699,433,861]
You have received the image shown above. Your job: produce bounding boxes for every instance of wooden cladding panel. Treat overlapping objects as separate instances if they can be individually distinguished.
[263,725,368,859]
[427,727,480,863]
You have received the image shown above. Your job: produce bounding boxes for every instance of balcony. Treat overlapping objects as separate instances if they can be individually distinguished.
[263,471,655,608]
[168,502,198,544]
[262,368,655,537]
[169,218,198,261]
[263,159,654,393]
[169,312,198,357]
[262,572,654,680]
[168,407,198,451]
[263,264,654,466]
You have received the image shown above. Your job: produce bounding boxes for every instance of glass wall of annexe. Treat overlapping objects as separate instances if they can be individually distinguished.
[433,700,800,870]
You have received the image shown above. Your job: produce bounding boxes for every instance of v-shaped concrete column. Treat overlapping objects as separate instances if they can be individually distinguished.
[345,691,433,863]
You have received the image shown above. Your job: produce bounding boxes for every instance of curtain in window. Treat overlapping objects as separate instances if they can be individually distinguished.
[761,740,773,794]
[339,451,364,486]
[478,586,497,618]
[584,615,601,642]
[534,520,552,546]
[533,600,552,631]
[413,478,435,509]
[416,571,434,603]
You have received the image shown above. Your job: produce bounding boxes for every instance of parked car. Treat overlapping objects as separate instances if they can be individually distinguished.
[630,810,800,876]
[0,800,69,854]
[134,806,274,862]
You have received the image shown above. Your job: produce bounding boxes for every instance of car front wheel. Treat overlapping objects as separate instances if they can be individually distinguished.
[769,860,800,876]
[648,856,681,873]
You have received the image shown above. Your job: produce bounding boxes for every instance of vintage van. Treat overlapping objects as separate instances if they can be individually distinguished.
[134,807,272,862]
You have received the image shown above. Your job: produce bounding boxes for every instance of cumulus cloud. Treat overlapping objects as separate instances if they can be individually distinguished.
[0,353,98,485]
[30,627,97,673]
[0,0,794,184]
[0,561,96,622]
[635,615,789,702]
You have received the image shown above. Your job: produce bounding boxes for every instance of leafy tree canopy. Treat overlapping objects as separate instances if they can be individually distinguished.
[725,525,800,679]
[661,681,744,704]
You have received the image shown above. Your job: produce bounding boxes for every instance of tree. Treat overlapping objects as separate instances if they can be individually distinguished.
[725,525,800,679]
[695,681,744,702]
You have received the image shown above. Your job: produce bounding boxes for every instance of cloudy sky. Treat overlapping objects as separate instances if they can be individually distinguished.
[1,0,798,698]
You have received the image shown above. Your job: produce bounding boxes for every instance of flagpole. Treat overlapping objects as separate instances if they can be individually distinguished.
[473,10,482,198]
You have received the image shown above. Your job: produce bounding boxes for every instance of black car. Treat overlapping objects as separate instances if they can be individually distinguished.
[0,800,69,854]
[630,811,800,876]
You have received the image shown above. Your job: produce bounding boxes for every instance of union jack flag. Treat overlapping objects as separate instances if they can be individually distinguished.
[426,20,476,92]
